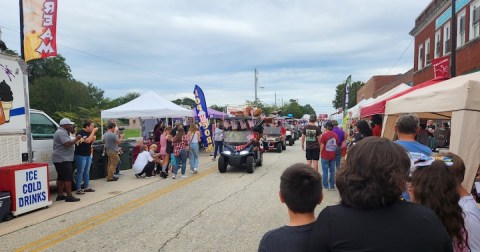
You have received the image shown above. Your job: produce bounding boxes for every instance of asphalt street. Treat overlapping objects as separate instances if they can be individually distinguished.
[0,144,341,252]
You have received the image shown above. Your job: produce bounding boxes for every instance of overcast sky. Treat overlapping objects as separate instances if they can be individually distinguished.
[0,1,430,115]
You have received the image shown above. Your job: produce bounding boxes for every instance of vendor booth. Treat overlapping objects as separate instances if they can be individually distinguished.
[191,107,227,120]
[360,79,446,118]
[101,91,193,119]
[382,72,480,191]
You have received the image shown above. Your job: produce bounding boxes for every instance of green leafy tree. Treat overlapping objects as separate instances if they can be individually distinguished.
[210,104,226,113]
[105,92,141,109]
[2,49,19,57]
[27,54,73,84]
[332,81,365,110]
[172,97,196,108]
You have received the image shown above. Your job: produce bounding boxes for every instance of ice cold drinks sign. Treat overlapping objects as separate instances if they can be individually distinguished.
[15,166,50,215]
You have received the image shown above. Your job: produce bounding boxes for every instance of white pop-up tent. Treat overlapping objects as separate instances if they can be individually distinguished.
[382,72,480,190]
[101,91,193,119]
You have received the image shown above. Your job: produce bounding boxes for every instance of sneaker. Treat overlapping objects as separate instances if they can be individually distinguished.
[76,190,85,195]
[65,196,80,202]
[181,174,188,178]
[145,176,153,179]
[160,171,168,179]
[107,177,119,182]
[135,174,141,178]
[193,168,198,174]
[330,187,336,191]
[172,174,176,179]
[212,157,216,161]
[56,195,67,201]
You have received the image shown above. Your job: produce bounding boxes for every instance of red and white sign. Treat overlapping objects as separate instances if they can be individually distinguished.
[432,56,451,80]
[22,0,58,62]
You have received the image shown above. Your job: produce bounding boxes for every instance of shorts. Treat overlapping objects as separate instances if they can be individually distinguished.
[306,148,320,161]
[54,161,74,181]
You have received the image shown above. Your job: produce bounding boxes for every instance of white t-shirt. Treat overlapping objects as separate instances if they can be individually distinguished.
[133,151,153,174]
[458,195,480,251]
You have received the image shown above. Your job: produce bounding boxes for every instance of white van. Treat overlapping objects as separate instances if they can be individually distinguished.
[30,109,60,181]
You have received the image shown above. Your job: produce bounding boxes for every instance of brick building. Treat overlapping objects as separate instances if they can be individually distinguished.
[410,0,480,85]
[356,70,413,103]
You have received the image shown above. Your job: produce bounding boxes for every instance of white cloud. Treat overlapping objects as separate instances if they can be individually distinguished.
[0,0,431,115]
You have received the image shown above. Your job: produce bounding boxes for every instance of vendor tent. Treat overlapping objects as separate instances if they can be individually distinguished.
[101,91,193,119]
[382,72,480,190]
[360,80,446,118]
[192,107,227,119]
[347,98,373,119]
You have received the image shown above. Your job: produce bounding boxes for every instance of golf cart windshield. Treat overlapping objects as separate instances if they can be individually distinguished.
[224,131,253,144]
[263,127,281,136]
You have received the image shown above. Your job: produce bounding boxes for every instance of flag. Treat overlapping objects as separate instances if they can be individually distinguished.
[193,85,214,151]
[432,56,451,80]
[343,75,351,113]
[21,0,58,62]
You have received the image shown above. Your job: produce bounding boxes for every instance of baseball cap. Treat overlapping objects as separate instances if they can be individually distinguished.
[59,118,75,125]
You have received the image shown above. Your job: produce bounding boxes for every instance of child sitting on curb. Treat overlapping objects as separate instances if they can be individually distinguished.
[258,163,323,252]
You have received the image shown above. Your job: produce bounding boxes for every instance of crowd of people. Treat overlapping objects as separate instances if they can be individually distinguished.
[51,118,210,203]
[260,113,480,252]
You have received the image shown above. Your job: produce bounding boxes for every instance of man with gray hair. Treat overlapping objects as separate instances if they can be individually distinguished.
[394,113,432,201]
[394,113,432,157]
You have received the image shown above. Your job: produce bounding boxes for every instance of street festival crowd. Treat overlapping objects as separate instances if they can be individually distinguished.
[50,112,480,251]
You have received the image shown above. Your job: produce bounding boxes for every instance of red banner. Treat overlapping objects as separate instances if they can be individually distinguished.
[431,56,450,80]
[22,0,58,62]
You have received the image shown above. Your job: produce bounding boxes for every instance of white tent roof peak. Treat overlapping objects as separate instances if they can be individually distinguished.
[101,90,193,119]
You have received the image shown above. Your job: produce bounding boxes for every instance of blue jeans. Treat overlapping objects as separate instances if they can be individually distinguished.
[74,154,92,190]
[174,149,187,175]
[321,158,336,189]
[335,146,342,170]
[189,142,199,171]
[214,141,224,158]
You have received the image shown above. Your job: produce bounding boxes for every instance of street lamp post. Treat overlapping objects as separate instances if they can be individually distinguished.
[254,69,259,106]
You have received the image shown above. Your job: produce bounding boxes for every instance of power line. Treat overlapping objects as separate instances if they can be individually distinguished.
[386,38,413,75]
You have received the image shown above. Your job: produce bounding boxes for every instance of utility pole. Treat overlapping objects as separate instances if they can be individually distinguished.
[275,92,277,108]
[451,0,457,77]
[254,69,258,106]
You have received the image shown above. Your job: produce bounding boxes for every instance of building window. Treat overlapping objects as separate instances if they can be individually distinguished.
[458,11,466,47]
[434,30,441,58]
[471,1,480,40]
[425,39,431,66]
[418,44,424,70]
[444,22,451,55]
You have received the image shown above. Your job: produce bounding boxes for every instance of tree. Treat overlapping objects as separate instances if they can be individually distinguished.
[172,97,196,108]
[105,92,141,109]
[210,104,226,113]
[27,54,73,84]
[332,81,365,110]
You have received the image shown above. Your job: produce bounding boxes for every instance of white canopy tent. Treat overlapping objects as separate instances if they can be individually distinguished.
[347,98,373,119]
[382,72,480,190]
[101,91,192,119]
[347,83,410,119]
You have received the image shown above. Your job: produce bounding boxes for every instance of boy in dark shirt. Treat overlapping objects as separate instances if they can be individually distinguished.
[258,163,323,252]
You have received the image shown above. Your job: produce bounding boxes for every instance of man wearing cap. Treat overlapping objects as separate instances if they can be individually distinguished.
[301,115,322,171]
[53,118,82,202]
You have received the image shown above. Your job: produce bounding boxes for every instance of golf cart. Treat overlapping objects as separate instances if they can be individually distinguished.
[218,118,264,173]
[285,123,295,146]
[262,126,286,153]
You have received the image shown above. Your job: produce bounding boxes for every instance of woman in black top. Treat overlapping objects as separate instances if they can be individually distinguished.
[309,137,453,252]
